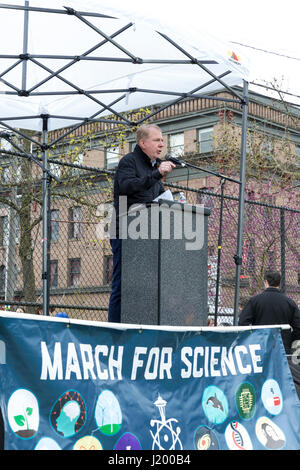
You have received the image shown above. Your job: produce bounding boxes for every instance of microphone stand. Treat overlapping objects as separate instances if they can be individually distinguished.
[177,160,241,325]
[178,160,241,186]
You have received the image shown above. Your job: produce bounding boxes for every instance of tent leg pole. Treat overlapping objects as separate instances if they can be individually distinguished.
[214,178,225,326]
[233,80,249,325]
[21,0,29,90]
[42,115,50,316]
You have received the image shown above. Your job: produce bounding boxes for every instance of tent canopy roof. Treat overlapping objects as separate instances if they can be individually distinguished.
[0,1,250,131]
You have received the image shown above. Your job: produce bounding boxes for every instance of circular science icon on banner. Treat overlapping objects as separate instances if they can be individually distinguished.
[236,382,256,420]
[256,417,286,450]
[225,421,253,450]
[50,390,86,438]
[73,436,103,450]
[261,379,283,415]
[7,388,39,439]
[35,437,61,450]
[114,432,142,450]
[194,426,219,450]
[202,386,228,424]
[95,390,122,436]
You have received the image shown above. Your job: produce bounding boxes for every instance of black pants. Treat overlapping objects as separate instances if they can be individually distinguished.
[108,238,122,323]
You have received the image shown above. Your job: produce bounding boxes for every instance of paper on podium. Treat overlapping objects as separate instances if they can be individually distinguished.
[153,189,174,202]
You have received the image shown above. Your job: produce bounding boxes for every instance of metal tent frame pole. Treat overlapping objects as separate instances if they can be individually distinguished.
[233,80,249,325]
[41,115,50,316]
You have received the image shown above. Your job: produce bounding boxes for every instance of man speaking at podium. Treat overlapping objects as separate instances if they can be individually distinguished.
[108,124,175,323]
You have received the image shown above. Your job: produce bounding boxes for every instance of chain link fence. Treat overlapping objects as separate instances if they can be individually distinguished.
[167,182,300,325]
[0,161,299,324]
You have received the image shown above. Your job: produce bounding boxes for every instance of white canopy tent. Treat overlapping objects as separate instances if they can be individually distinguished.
[0,0,250,322]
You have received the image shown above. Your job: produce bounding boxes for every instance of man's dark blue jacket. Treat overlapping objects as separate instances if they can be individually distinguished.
[111,144,164,237]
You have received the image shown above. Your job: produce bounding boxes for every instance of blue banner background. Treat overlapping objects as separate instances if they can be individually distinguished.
[0,315,300,450]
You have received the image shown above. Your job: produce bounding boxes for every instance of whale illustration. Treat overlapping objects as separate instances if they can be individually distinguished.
[206,393,224,412]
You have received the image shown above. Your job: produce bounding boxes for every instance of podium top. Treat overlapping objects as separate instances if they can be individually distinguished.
[125,199,211,217]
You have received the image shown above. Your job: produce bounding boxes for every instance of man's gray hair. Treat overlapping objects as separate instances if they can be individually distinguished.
[136,124,161,144]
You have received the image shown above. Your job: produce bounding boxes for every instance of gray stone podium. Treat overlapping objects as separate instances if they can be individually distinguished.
[120,200,210,326]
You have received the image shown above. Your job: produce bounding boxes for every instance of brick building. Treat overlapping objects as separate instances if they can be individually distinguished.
[0,86,299,320]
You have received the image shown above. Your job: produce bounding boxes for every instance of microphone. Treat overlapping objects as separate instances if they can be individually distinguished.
[165,154,186,167]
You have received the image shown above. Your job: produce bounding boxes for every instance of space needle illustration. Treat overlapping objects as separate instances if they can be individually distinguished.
[150,394,183,450]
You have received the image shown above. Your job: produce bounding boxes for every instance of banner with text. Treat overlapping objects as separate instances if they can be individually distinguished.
[0,314,300,450]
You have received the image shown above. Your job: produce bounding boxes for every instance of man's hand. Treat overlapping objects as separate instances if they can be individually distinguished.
[158,161,176,176]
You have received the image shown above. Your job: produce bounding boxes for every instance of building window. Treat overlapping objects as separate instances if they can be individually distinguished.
[16,165,21,183]
[70,152,84,175]
[69,206,82,239]
[104,255,113,285]
[246,131,254,156]
[50,210,59,242]
[168,132,184,157]
[14,215,20,244]
[295,145,300,168]
[129,141,136,152]
[198,127,213,154]
[106,146,119,169]
[49,162,61,179]
[261,135,274,160]
[1,166,10,183]
[68,258,81,287]
[50,260,58,288]
[0,216,8,246]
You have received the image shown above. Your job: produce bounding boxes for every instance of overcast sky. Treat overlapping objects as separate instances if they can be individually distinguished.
[98,0,300,104]
[2,0,300,105]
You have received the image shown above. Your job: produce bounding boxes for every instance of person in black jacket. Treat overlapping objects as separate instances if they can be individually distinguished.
[108,124,175,323]
[238,271,300,354]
